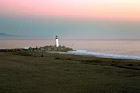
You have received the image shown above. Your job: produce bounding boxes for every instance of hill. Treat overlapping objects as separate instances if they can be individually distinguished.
[0,33,24,38]
[0,33,11,37]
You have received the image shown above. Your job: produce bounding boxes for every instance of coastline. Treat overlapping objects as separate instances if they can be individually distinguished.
[59,50,140,60]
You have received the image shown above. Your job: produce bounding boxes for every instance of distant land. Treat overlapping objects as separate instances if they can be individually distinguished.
[0,33,52,40]
[0,33,21,37]
[0,33,30,39]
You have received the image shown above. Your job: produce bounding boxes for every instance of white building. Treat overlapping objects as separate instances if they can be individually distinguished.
[55,35,59,47]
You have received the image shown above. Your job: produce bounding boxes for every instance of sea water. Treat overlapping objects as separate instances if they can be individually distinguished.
[0,39,140,59]
[67,50,140,60]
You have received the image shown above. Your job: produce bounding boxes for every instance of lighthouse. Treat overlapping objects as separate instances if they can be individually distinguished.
[55,35,59,47]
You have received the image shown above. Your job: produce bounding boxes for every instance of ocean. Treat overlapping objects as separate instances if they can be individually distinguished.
[1,39,140,57]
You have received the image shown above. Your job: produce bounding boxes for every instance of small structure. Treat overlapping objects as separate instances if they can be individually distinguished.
[55,35,59,47]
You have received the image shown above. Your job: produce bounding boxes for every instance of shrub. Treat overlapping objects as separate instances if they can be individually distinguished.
[127,64,133,66]
[41,54,44,57]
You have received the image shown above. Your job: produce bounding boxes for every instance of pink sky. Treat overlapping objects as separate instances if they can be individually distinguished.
[1,0,140,20]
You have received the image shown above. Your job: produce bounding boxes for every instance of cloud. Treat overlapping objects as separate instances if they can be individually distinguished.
[1,0,140,19]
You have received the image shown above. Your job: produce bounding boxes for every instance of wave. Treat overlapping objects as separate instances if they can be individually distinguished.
[67,50,140,60]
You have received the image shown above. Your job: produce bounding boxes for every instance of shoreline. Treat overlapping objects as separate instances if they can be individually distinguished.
[1,47,140,60]
[59,50,140,60]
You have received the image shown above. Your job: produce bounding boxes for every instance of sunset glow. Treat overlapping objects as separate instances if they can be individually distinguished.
[1,0,140,20]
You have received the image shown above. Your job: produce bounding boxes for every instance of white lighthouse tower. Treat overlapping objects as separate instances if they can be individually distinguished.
[55,35,59,47]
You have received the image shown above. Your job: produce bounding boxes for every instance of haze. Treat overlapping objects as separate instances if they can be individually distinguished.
[0,0,140,39]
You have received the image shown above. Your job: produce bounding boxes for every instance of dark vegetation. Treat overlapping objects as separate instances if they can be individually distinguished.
[0,45,73,52]
[0,51,140,93]
[39,45,73,52]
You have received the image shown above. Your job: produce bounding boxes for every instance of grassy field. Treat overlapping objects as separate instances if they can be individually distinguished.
[0,51,140,93]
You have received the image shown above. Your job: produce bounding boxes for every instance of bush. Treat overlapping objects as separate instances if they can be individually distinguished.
[127,64,133,66]
[41,54,44,57]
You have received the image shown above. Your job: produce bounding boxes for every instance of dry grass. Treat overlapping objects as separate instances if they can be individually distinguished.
[0,51,140,93]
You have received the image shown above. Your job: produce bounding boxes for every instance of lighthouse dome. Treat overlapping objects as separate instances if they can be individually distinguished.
[55,35,58,39]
